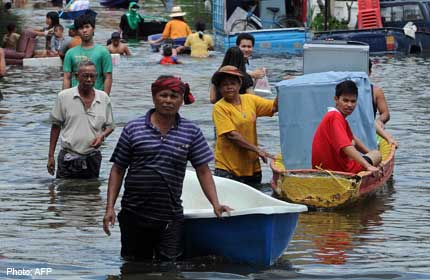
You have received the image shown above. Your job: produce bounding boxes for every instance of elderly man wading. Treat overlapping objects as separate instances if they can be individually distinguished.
[47,60,114,179]
[103,75,231,262]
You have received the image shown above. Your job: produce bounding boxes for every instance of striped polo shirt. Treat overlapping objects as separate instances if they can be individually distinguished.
[110,109,213,221]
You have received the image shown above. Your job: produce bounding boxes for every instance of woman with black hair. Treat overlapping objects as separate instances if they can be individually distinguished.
[181,21,214,57]
[32,11,60,51]
[209,46,254,104]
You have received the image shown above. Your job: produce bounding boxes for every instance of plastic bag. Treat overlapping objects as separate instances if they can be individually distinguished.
[254,70,272,95]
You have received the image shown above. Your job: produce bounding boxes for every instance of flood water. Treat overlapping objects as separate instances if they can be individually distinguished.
[0,1,429,279]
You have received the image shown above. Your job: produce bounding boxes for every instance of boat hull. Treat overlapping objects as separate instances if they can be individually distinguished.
[271,139,396,209]
[215,28,309,55]
[182,170,306,266]
[184,212,299,266]
[59,9,97,20]
[148,34,186,52]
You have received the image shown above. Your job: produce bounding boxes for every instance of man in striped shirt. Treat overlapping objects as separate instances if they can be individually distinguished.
[103,76,231,261]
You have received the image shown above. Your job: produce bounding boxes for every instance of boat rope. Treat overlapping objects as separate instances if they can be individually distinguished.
[315,165,346,187]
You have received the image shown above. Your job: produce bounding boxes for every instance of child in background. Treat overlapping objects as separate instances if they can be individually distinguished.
[159,44,180,64]
[107,32,131,56]
[50,24,67,56]
[2,23,20,50]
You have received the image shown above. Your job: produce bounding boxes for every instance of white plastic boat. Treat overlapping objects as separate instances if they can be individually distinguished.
[181,170,307,266]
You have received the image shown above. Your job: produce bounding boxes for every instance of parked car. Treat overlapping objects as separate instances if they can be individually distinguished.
[314,0,430,55]
[380,0,430,32]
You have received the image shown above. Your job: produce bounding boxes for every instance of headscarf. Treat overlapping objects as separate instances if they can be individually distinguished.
[151,76,195,105]
[126,2,141,30]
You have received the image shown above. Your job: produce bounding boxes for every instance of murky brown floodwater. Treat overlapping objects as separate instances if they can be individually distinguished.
[0,1,429,279]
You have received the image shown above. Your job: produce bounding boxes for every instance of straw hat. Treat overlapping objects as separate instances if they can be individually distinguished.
[169,6,186,17]
[212,65,244,86]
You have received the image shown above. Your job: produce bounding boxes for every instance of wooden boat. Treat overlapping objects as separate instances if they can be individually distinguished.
[59,9,97,20]
[181,170,307,266]
[270,138,396,209]
[139,21,167,39]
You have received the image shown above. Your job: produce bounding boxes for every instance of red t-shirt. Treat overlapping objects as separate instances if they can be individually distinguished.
[159,56,178,65]
[312,109,364,173]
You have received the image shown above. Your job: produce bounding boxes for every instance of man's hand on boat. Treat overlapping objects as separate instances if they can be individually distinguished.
[366,165,382,177]
[213,204,233,218]
[384,132,398,148]
[257,148,276,164]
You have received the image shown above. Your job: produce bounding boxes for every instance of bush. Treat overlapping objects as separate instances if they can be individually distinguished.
[311,13,349,31]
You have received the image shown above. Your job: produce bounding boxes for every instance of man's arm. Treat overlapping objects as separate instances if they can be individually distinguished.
[374,86,390,126]
[47,124,61,175]
[103,72,112,95]
[209,84,217,104]
[90,126,114,149]
[103,164,125,235]
[342,145,377,171]
[0,48,5,77]
[63,72,72,90]
[194,164,232,217]
[124,45,131,56]
[375,122,398,147]
[353,136,370,154]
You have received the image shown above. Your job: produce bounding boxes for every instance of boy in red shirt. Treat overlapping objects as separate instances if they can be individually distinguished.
[312,80,382,174]
[159,44,179,65]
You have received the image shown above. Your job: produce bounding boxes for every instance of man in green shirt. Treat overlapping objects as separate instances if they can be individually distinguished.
[63,14,113,94]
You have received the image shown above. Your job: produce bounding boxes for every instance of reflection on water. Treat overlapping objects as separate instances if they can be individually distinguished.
[289,182,395,266]
[46,179,102,229]
[0,1,430,279]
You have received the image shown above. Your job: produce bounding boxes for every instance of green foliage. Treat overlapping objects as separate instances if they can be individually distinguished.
[311,13,349,31]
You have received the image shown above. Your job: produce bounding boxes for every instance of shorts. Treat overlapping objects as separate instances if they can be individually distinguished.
[56,149,102,179]
[118,209,184,262]
[214,168,262,187]
[362,155,373,165]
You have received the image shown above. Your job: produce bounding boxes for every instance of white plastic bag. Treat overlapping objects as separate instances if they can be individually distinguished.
[254,69,272,95]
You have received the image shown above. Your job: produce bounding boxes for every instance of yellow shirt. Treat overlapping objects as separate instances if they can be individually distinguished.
[212,94,274,177]
[184,32,214,57]
[162,19,192,39]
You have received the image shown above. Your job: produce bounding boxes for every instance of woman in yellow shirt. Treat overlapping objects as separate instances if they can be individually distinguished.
[148,6,191,46]
[181,21,214,57]
[212,65,278,187]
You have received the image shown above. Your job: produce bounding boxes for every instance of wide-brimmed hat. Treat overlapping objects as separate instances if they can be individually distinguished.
[169,6,186,17]
[212,65,244,86]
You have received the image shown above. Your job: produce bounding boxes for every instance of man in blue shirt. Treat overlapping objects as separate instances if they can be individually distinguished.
[103,75,231,261]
